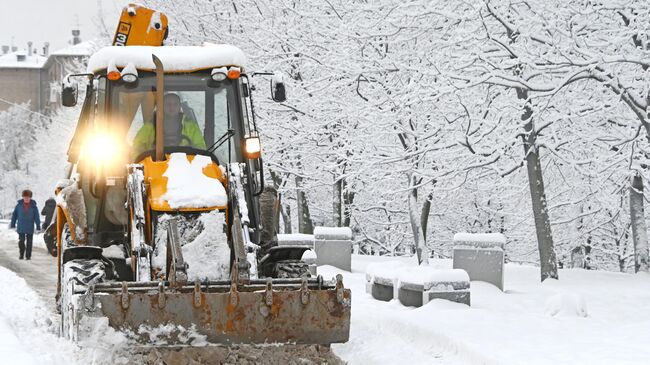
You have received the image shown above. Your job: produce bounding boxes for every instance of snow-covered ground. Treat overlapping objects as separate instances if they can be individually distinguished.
[0,264,130,365]
[327,255,650,365]
[1,224,649,365]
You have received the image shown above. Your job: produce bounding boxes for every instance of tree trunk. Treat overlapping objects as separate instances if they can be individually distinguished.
[630,173,649,272]
[269,170,292,234]
[258,186,279,256]
[342,188,355,227]
[519,89,558,281]
[281,203,292,234]
[421,192,433,242]
[296,175,314,234]
[408,175,429,265]
[333,178,343,227]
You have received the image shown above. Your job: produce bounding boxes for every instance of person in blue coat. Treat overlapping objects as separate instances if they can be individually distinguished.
[10,190,41,260]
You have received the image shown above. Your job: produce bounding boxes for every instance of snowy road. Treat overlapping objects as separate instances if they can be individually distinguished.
[0,231,57,305]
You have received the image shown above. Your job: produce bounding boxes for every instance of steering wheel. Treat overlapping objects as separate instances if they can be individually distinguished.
[133,146,221,165]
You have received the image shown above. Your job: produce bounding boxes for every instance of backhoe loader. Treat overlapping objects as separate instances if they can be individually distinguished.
[54,4,350,345]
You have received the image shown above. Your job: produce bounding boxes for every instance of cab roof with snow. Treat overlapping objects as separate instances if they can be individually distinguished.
[86,44,247,74]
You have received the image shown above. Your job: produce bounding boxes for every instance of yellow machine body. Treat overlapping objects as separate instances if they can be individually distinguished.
[112,3,169,47]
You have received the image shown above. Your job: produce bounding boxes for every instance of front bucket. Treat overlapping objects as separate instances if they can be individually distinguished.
[86,278,351,345]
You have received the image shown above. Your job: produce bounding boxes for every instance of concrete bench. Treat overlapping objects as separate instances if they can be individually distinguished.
[397,267,470,307]
[453,233,505,291]
[277,227,353,272]
[314,227,352,272]
[366,262,470,306]
[365,261,403,301]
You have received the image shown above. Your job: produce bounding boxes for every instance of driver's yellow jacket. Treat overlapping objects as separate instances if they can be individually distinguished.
[133,115,206,155]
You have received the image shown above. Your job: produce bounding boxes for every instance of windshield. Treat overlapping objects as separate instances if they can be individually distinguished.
[106,72,242,163]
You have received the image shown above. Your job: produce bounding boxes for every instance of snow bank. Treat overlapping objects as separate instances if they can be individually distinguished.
[365,261,404,283]
[161,153,227,209]
[338,255,650,365]
[87,44,247,73]
[544,292,589,318]
[0,266,128,365]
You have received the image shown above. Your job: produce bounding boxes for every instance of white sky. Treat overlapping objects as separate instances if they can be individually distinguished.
[0,0,132,52]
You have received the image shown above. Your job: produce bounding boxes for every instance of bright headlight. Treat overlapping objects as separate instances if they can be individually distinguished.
[244,136,261,159]
[85,134,121,164]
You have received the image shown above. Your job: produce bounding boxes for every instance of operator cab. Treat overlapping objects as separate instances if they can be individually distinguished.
[61,45,274,248]
[108,71,249,165]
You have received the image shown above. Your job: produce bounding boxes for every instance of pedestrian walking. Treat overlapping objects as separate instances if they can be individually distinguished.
[9,190,41,260]
[41,197,56,229]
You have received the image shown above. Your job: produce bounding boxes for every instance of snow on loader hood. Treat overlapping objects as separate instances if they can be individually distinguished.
[160,153,227,209]
[87,43,247,73]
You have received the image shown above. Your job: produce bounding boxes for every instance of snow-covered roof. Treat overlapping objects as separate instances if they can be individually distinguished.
[86,44,247,73]
[51,41,95,57]
[0,51,48,69]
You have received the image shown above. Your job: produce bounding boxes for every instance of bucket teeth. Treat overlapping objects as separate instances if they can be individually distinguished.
[121,282,130,309]
[301,278,310,305]
[335,274,346,304]
[229,281,239,307]
[265,278,273,306]
[193,280,202,307]
[158,282,166,309]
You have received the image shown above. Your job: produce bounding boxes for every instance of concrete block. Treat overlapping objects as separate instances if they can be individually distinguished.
[371,282,395,302]
[399,280,471,307]
[453,233,505,291]
[278,230,352,271]
[366,275,395,301]
[398,269,471,307]
[398,285,424,307]
[314,240,352,271]
[426,290,470,305]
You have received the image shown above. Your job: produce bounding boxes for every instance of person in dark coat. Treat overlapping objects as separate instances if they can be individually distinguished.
[41,197,56,229]
[9,190,41,260]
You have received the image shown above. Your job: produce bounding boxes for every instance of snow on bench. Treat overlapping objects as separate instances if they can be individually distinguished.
[365,262,471,306]
[453,232,505,291]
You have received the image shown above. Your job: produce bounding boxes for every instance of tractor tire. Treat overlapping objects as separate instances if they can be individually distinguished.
[60,258,107,340]
[61,222,74,248]
[258,186,279,257]
[273,259,311,279]
[64,259,108,290]
[43,223,57,257]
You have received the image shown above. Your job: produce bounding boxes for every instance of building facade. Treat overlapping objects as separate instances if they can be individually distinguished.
[0,33,92,115]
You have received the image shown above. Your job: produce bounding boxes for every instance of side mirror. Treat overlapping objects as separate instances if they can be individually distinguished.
[61,80,78,107]
[271,73,286,103]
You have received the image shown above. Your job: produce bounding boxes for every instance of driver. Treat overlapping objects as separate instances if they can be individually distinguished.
[133,93,206,154]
